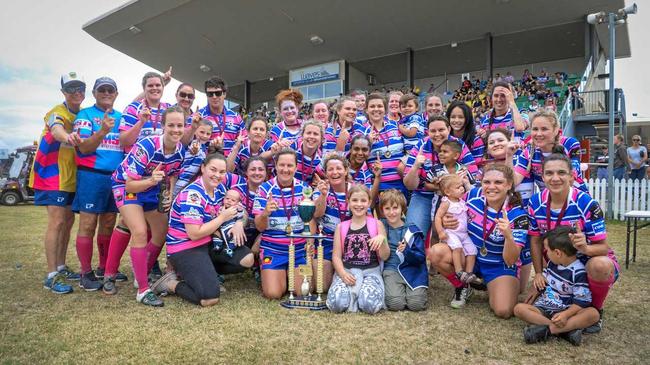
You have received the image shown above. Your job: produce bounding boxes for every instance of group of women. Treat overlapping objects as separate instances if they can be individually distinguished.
[58,70,616,333]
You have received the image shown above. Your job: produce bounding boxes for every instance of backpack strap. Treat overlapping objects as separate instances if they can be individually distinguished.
[339,220,352,249]
[339,216,377,249]
[367,216,378,237]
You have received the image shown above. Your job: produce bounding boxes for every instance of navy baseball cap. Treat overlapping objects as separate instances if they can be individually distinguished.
[93,77,118,91]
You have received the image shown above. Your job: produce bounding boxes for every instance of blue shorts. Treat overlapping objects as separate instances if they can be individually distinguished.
[112,183,159,212]
[72,169,117,214]
[475,260,519,284]
[34,189,75,207]
[259,242,307,270]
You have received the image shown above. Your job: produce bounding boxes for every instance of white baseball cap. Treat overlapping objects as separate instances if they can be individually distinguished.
[60,71,86,88]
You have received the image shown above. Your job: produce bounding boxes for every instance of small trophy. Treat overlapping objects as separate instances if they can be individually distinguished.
[297,186,315,236]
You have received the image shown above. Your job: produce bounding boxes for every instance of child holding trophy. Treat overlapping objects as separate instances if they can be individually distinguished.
[327,185,389,314]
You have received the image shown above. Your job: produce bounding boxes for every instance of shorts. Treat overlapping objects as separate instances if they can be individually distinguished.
[446,230,477,256]
[259,242,307,270]
[534,305,562,319]
[111,183,159,212]
[34,189,75,207]
[474,260,519,284]
[72,169,117,213]
[210,245,253,274]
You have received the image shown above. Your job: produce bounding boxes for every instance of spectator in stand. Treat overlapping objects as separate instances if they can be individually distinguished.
[613,134,628,180]
[30,72,85,294]
[494,73,503,82]
[543,97,557,112]
[199,76,246,157]
[627,135,647,180]
[503,72,515,84]
[462,77,472,91]
[554,72,565,87]
[522,69,533,84]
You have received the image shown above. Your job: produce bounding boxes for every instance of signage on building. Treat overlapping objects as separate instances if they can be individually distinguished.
[290,62,340,87]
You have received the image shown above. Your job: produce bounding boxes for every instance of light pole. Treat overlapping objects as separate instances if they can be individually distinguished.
[587,3,637,219]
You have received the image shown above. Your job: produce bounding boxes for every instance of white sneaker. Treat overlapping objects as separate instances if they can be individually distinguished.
[451,287,465,308]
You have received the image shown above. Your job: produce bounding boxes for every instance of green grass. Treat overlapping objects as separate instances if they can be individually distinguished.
[1,206,649,364]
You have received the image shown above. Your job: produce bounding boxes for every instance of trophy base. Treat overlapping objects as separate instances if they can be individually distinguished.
[280,295,327,310]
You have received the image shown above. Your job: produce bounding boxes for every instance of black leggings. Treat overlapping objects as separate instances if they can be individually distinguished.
[210,245,252,275]
[169,245,220,305]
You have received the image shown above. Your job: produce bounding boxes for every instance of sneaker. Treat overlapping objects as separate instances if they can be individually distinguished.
[450,287,465,309]
[102,277,117,295]
[79,272,103,292]
[151,272,177,296]
[136,289,164,307]
[524,325,550,344]
[94,268,105,280]
[253,267,261,284]
[115,271,128,282]
[43,273,73,294]
[217,273,226,285]
[58,266,81,281]
[583,309,603,334]
[460,286,473,303]
[558,329,582,346]
[151,261,163,280]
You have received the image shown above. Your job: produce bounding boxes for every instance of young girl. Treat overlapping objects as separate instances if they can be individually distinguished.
[434,175,479,292]
[327,185,389,314]
[380,189,428,312]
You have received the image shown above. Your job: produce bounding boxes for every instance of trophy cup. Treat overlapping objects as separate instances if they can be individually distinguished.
[281,224,327,310]
[297,186,315,235]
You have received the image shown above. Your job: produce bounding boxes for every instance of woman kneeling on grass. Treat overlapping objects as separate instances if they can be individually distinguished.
[327,184,389,314]
[429,164,528,317]
[152,153,251,306]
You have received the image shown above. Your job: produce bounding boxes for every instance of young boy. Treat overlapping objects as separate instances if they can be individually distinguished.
[514,226,600,346]
[379,189,428,311]
[173,119,213,196]
[398,93,425,154]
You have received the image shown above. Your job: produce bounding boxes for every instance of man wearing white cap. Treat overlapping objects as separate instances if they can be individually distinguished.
[29,72,85,294]
[72,77,127,291]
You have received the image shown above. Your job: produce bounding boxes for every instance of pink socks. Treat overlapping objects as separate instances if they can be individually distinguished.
[105,228,130,277]
[96,234,111,270]
[75,236,94,274]
[130,247,149,293]
[145,241,163,273]
[445,273,464,288]
[589,275,614,310]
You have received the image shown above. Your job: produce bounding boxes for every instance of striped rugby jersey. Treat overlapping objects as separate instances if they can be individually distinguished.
[398,113,425,154]
[269,120,302,143]
[404,136,478,196]
[366,119,405,192]
[313,186,351,248]
[527,187,616,265]
[120,100,171,152]
[290,139,324,184]
[198,105,246,157]
[323,121,370,154]
[513,135,587,192]
[348,161,373,189]
[29,103,78,192]
[534,260,592,311]
[465,187,529,266]
[231,139,274,176]
[479,108,529,142]
[167,177,226,254]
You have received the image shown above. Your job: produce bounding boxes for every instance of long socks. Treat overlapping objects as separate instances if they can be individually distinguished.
[75,236,94,274]
[145,241,163,273]
[130,247,149,293]
[589,276,614,310]
[105,228,130,277]
[445,273,464,288]
[96,234,111,270]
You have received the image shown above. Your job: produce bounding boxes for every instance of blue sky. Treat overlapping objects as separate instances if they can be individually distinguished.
[0,1,647,152]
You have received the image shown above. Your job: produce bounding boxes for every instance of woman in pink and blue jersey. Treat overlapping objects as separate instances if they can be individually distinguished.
[227,116,275,176]
[269,89,304,143]
[430,164,528,317]
[403,115,478,238]
[198,76,246,157]
[119,72,172,152]
[231,157,268,249]
[347,134,382,204]
[312,154,354,290]
[365,93,407,196]
[323,96,370,154]
[422,93,445,121]
[446,101,484,165]
[291,119,325,185]
[253,149,326,299]
[527,153,618,334]
[477,81,529,142]
[104,106,186,306]
[386,91,402,123]
[152,153,251,307]
[514,109,588,193]
[310,100,331,128]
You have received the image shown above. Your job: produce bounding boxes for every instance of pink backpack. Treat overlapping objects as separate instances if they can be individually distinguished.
[339,216,379,249]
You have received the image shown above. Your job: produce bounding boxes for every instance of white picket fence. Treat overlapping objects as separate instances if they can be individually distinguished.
[587,178,650,221]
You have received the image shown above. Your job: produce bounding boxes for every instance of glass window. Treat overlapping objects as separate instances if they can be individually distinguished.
[324,81,342,98]
[307,84,324,100]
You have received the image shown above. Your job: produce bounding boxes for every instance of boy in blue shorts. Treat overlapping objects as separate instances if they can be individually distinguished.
[514,226,600,346]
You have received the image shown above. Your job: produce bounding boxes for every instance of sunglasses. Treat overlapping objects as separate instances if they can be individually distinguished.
[63,86,86,94]
[96,87,116,94]
[178,92,195,100]
[206,90,224,98]
[633,139,641,141]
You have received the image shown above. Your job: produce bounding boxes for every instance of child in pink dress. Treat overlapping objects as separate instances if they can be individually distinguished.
[434,175,479,285]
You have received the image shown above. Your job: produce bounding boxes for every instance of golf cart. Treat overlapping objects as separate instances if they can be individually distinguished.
[0,145,36,205]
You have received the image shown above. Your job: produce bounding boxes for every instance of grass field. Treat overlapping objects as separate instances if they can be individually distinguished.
[0,205,649,364]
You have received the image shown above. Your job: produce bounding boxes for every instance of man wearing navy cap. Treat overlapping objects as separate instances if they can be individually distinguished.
[71,77,127,291]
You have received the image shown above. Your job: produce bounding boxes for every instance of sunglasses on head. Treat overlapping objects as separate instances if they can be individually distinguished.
[206,90,224,98]
[178,91,195,100]
[96,87,116,94]
[63,86,86,94]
